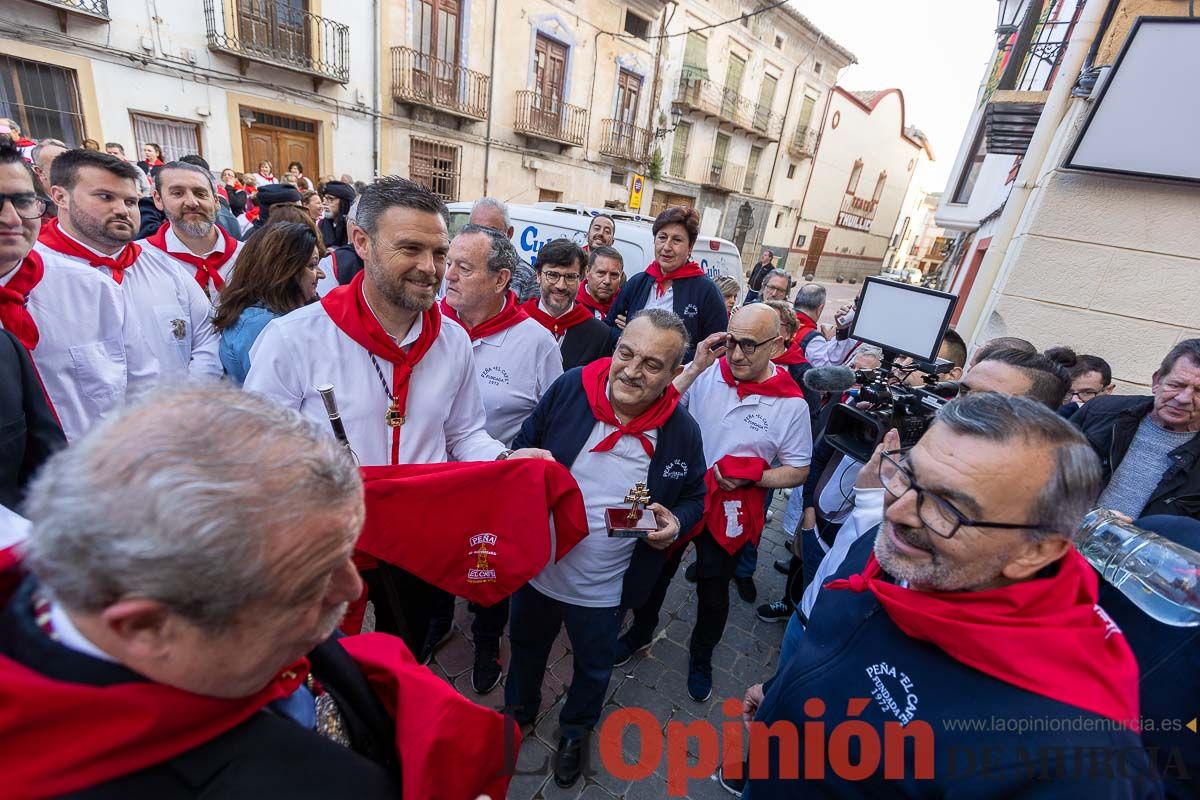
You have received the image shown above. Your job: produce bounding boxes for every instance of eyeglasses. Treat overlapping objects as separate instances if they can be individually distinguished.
[879,449,1056,540]
[0,193,47,220]
[726,333,778,357]
[1069,388,1101,401]
[540,269,581,285]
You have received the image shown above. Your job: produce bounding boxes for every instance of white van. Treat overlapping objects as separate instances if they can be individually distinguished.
[446,202,745,296]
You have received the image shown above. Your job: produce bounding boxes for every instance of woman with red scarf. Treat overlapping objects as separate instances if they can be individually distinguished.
[604,205,727,362]
[136,142,164,179]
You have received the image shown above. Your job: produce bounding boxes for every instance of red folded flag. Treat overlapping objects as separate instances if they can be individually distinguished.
[521,298,593,337]
[718,357,805,400]
[575,283,612,318]
[582,357,680,457]
[38,218,142,284]
[355,459,589,606]
[826,548,1141,728]
[672,455,769,556]
[146,221,239,293]
[645,259,706,297]
[439,290,528,341]
[342,633,517,800]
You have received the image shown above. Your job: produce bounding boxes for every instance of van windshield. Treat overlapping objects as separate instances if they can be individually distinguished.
[448,211,470,238]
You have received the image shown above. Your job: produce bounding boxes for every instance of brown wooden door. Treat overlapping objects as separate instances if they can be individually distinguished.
[415,0,460,102]
[279,132,317,177]
[240,111,319,179]
[532,34,567,132]
[723,53,746,118]
[238,0,308,59]
[244,127,277,173]
[806,227,829,275]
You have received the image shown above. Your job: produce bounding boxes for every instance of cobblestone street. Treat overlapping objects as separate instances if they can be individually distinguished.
[421,494,794,799]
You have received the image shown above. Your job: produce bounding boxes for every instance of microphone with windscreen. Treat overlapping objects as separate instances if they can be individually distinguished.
[803,365,859,394]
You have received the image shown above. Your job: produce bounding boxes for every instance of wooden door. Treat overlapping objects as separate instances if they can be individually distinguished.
[613,69,642,154]
[723,53,746,118]
[755,74,777,130]
[710,133,730,183]
[243,127,277,173]
[806,227,829,275]
[238,0,308,59]
[532,34,567,132]
[240,114,318,179]
[415,0,460,102]
[279,131,317,177]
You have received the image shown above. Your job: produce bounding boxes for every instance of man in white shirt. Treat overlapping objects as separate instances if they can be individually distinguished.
[793,283,859,367]
[140,161,242,298]
[16,148,158,441]
[619,305,812,702]
[244,176,549,655]
[436,222,561,692]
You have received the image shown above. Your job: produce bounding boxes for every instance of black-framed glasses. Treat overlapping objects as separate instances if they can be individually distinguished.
[1069,388,1101,401]
[726,333,779,357]
[540,269,581,285]
[879,449,1056,540]
[0,193,47,220]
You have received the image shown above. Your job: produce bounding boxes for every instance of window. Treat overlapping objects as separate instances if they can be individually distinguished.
[538,188,562,203]
[795,233,806,246]
[416,0,460,64]
[871,171,887,203]
[786,163,796,179]
[0,56,84,146]
[774,34,785,50]
[952,124,987,204]
[797,94,817,131]
[623,11,650,40]
[774,211,783,227]
[132,114,201,162]
[610,170,626,186]
[409,138,460,201]
[682,31,708,80]
[669,120,691,178]
[847,159,863,194]
[744,145,763,194]
[814,61,823,76]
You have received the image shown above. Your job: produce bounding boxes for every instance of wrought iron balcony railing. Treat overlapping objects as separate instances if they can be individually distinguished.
[702,157,745,193]
[203,0,349,84]
[27,0,109,19]
[788,126,818,159]
[391,47,489,121]
[674,76,781,140]
[836,193,878,232]
[514,91,587,148]
[599,119,651,161]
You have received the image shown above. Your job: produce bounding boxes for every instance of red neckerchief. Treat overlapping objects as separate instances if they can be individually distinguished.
[0,251,44,351]
[146,222,238,293]
[521,299,592,337]
[38,219,142,284]
[257,172,273,183]
[672,455,769,557]
[439,291,528,341]
[826,548,1141,727]
[645,260,705,298]
[718,357,805,400]
[794,310,819,343]
[244,205,261,223]
[575,284,612,318]
[321,271,442,464]
[581,357,680,458]
[772,338,809,366]
[14,137,36,148]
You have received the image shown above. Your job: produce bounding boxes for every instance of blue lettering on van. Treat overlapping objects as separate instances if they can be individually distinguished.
[517,225,587,257]
[519,225,540,254]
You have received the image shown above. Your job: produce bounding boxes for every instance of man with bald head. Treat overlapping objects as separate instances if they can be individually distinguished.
[618,303,813,702]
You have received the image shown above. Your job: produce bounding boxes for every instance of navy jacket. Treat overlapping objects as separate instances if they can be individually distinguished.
[0,331,65,509]
[605,272,727,362]
[512,367,707,608]
[1072,395,1200,519]
[746,529,1161,799]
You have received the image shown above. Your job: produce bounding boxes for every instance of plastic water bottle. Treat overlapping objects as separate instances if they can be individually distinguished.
[1075,509,1200,627]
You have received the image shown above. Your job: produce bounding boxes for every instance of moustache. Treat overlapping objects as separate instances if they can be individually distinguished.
[891,523,934,553]
[616,374,644,390]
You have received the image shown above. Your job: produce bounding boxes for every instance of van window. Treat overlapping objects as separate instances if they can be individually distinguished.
[448,211,470,237]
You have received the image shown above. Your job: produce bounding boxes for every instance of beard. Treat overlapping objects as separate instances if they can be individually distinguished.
[874,521,1009,592]
[169,208,215,238]
[541,287,574,316]
[366,259,436,313]
[68,205,133,249]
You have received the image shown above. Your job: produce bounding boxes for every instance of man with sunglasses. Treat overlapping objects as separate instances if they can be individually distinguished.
[742,393,1154,796]
[522,238,612,370]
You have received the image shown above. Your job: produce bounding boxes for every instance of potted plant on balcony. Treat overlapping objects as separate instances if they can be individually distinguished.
[647,148,663,181]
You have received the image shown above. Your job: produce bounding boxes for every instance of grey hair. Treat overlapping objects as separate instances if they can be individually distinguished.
[154,161,218,194]
[459,223,521,287]
[794,282,826,314]
[713,274,739,299]
[31,139,66,163]
[766,268,791,285]
[934,393,1101,540]
[1159,338,1200,378]
[471,197,510,231]
[355,175,448,240]
[628,308,691,370]
[346,195,360,225]
[21,386,362,632]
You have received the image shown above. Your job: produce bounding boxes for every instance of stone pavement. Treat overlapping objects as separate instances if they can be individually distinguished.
[420,492,796,799]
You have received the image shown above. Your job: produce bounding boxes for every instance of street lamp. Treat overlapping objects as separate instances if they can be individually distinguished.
[653,106,685,139]
[994,0,1024,36]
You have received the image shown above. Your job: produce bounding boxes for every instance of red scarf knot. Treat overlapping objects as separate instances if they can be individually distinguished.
[520,298,592,337]
[574,284,612,318]
[440,290,528,341]
[146,221,238,292]
[644,259,706,298]
[0,251,44,351]
[37,218,141,284]
[581,357,680,458]
[718,357,805,400]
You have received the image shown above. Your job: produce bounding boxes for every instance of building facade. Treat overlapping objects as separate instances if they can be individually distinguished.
[935,0,1198,391]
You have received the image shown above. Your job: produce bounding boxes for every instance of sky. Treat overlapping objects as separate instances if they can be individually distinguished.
[788,0,998,192]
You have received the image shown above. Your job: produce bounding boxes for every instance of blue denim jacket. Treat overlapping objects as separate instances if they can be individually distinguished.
[219,304,279,385]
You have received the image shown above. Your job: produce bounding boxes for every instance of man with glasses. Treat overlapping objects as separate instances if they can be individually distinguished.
[618,305,811,702]
[741,393,1152,796]
[522,238,612,370]
[0,141,158,443]
[1063,353,1115,414]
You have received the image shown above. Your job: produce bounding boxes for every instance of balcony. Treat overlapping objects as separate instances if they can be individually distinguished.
[599,119,651,162]
[836,194,878,232]
[788,126,818,160]
[203,0,349,85]
[391,47,489,121]
[26,0,109,23]
[513,91,587,148]
[673,76,781,140]
[701,158,745,193]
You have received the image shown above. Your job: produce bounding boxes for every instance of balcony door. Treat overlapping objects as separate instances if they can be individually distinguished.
[532,34,567,134]
[238,0,309,62]
[722,53,746,119]
[415,0,460,103]
[612,69,642,153]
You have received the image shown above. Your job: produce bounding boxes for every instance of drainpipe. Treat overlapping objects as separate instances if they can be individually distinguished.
[645,2,675,178]
[372,0,381,177]
[954,0,1110,343]
[482,0,499,195]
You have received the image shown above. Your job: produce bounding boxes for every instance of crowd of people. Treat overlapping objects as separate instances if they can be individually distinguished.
[0,125,1196,799]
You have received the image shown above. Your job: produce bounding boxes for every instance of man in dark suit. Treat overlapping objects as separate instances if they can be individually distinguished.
[0,330,65,509]
[521,238,612,370]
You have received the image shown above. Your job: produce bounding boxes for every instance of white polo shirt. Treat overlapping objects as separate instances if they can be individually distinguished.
[156,225,242,299]
[681,362,813,470]
[531,422,655,608]
[244,299,506,466]
[467,316,562,446]
[12,250,160,442]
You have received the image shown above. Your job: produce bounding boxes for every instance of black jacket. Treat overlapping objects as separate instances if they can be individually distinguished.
[319,215,349,249]
[560,317,613,371]
[1071,395,1200,519]
[0,579,401,798]
[0,331,66,510]
[330,244,364,285]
